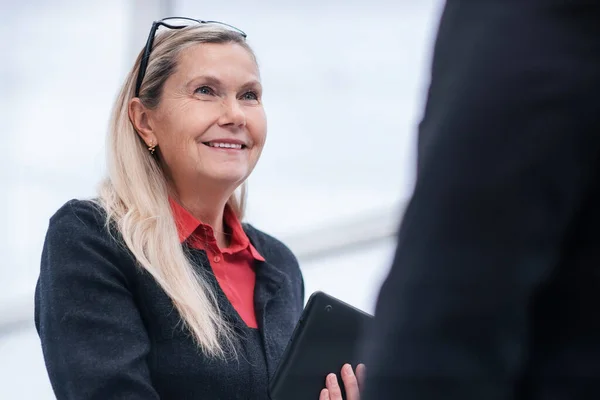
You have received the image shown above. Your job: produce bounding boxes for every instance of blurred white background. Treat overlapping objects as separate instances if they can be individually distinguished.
[0,0,443,398]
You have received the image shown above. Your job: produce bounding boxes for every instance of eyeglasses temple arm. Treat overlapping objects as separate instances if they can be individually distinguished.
[134,22,160,97]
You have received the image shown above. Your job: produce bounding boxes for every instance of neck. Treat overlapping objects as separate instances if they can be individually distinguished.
[171,184,235,248]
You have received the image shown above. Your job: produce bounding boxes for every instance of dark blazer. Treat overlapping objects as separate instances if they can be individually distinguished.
[362,1,600,399]
[34,199,304,399]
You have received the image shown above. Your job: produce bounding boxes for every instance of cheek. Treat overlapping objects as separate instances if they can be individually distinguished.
[156,132,201,176]
[249,109,267,148]
[159,118,210,157]
[159,136,191,162]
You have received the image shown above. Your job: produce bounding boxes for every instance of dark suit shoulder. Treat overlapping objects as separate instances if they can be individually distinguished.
[44,198,132,279]
[49,198,108,231]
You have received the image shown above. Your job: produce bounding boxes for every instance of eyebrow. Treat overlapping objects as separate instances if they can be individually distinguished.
[186,75,262,92]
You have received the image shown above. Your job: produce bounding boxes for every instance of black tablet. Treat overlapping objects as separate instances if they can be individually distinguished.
[269,291,373,400]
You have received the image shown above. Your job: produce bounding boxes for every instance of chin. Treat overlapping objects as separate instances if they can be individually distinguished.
[205,170,249,186]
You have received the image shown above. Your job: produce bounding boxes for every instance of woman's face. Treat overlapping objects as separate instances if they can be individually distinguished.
[136,42,266,194]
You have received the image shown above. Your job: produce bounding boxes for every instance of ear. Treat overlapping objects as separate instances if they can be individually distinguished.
[128,97,157,146]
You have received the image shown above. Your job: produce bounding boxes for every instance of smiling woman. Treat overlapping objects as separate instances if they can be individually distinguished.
[130,36,267,199]
[129,39,267,220]
[31,19,347,400]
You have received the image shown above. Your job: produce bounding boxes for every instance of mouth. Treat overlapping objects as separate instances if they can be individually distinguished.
[202,141,247,150]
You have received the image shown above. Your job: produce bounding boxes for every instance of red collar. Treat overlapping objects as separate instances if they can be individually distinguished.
[169,198,265,261]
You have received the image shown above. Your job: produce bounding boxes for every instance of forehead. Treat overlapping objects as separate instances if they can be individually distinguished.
[174,42,259,84]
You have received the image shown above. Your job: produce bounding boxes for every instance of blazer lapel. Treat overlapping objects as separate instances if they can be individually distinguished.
[245,227,289,378]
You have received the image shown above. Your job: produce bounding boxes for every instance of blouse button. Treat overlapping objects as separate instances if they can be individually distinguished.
[213,255,221,263]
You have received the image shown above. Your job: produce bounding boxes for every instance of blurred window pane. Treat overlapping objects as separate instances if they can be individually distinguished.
[1,0,128,301]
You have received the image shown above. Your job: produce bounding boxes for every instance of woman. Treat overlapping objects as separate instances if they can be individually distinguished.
[34,18,363,399]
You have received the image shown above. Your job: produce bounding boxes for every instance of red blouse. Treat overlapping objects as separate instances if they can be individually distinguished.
[169,198,264,329]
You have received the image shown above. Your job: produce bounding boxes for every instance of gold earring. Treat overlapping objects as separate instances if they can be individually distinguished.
[148,141,157,155]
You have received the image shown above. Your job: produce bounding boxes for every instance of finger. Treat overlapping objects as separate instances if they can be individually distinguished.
[326,373,342,400]
[356,363,367,391]
[341,364,360,400]
[320,388,330,400]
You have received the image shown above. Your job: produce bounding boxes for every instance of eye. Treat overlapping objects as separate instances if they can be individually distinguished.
[241,91,259,101]
[194,86,215,95]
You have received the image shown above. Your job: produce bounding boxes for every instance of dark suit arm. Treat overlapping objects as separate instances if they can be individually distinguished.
[34,202,160,400]
[363,2,600,399]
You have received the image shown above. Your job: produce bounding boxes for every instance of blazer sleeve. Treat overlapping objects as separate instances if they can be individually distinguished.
[362,1,600,399]
[34,201,160,400]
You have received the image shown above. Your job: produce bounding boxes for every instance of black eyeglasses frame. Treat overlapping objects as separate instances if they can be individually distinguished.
[134,17,247,97]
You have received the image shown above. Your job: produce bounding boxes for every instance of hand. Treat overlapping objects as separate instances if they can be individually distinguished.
[320,363,366,400]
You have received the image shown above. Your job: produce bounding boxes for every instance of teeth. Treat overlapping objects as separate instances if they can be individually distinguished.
[208,142,243,149]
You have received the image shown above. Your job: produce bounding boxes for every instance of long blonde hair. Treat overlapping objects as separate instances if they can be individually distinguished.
[97,25,255,358]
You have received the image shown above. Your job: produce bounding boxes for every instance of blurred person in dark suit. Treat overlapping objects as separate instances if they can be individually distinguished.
[362,1,600,399]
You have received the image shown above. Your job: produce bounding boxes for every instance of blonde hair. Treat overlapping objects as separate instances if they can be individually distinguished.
[97,25,255,358]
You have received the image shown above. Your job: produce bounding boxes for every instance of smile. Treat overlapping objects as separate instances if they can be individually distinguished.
[202,142,246,150]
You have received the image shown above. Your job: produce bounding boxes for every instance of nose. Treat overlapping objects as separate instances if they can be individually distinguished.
[218,98,246,128]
